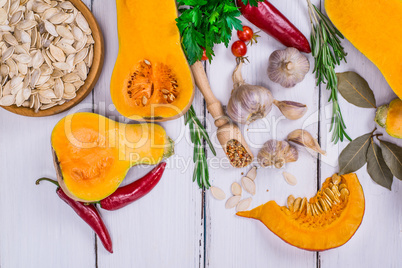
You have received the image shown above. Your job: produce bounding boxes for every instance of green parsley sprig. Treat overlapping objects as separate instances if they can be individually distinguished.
[307,0,351,144]
[176,0,262,65]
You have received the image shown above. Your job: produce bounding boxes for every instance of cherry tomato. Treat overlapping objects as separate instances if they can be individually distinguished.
[237,26,254,42]
[201,48,208,61]
[231,40,247,57]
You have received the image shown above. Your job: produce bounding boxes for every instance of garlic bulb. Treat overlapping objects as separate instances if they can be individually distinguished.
[287,129,326,155]
[257,140,298,169]
[267,47,310,88]
[273,99,308,120]
[227,62,274,125]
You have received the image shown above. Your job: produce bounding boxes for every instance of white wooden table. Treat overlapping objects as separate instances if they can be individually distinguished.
[1,0,401,267]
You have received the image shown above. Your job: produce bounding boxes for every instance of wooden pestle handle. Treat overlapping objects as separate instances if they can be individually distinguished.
[190,61,229,128]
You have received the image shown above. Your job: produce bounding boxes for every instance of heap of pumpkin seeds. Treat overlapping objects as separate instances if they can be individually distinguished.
[0,0,94,112]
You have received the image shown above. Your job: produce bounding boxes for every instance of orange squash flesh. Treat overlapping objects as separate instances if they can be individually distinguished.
[111,0,194,121]
[51,112,174,202]
[237,173,365,251]
[325,0,402,99]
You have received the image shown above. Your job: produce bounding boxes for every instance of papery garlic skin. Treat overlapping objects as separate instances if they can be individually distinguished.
[227,62,274,125]
[268,47,310,88]
[258,140,298,169]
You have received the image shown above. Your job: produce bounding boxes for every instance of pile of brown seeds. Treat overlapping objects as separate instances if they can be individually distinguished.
[0,0,94,112]
[226,139,253,168]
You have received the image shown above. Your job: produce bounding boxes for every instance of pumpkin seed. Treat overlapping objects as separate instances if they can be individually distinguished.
[283,171,297,186]
[324,188,340,203]
[340,188,349,196]
[287,195,295,210]
[300,197,307,212]
[231,182,242,196]
[225,195,241,209]
[319,198,328,212]
[331,185,341,197]
[246,166,257,181]
[311,203,319,216]
[236,197,252,212]
[241,176,256,196]
[338,184,347,191]
[292,197,301,212]
[306,203,312,216]
[210,186,226,200]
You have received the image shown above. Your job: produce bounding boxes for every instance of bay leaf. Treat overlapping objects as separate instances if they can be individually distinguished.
[367,139,393,190]
[337,72,376,108]
[339,132,372,175]
[380,140,402,180]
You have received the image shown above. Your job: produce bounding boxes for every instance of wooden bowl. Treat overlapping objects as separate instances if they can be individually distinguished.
[1,0,104,117]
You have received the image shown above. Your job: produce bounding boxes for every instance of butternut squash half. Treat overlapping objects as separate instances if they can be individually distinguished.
[111,0,194,121]
[325,0,402,99]
[237,173,365,251]
[51,113,174,202]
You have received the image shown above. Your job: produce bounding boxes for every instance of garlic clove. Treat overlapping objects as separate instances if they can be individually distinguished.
[273,99,308,120]
[267,47,310,88]
[287,129,327,155]
[257,139,299,168]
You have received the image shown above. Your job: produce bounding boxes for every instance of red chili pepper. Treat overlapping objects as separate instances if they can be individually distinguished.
[36,178,113,253]
[100,162,166,211]
[237,0,311,53]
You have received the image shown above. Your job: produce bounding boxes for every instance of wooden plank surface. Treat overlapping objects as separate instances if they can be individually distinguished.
[0,0,402,267]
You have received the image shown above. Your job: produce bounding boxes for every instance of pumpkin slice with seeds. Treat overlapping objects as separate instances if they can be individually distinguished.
[237,173,365,251]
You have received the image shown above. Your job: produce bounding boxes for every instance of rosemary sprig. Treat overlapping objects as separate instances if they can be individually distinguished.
[307,0,351,144]
[185,105,216,189]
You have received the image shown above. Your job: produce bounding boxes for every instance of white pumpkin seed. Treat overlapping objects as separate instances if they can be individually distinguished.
[1,46,14,62]
[63,82,75,94]
[40,102,57,110]
[231,182,242,196]
[43,20,58,36]
[225,196,241,209]
[4,33,19,46]
[49,44,65,62]
[56,25,74,40]
[210,186,226,200]
[283,172,297,186]
[0,94,15,106]
[241,176,256,196]
[246,166,257,181]
[14,53,31,64]
[76,12,90,33]
[49,12,69,25]
[10,10,23,26]
[0,8,7,25]
[236,198,252,212]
